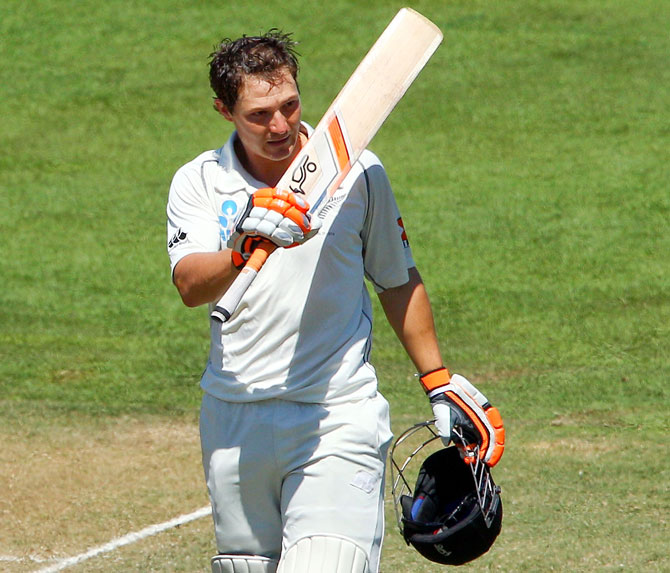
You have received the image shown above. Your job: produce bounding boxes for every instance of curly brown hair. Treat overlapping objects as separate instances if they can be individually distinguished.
[209,29,300,112]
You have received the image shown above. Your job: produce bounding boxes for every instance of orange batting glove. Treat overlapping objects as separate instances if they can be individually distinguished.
[231,188,322,269]
[420,367,505,467]
[238,188,320,246]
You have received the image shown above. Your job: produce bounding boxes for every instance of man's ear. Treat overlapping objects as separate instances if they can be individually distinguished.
[213,99,234,121]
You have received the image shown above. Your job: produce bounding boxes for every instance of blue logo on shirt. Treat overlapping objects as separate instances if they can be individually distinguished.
[219,200,239,241]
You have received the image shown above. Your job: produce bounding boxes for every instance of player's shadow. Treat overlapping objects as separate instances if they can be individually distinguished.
[273,158,393,557]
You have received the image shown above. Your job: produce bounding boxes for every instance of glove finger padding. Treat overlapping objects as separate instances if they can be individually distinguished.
[421,369,505,467]
[237,188,321,248]
[449,374,505,466]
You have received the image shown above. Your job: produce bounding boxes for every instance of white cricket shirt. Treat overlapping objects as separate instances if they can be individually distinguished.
[167,126,414,404]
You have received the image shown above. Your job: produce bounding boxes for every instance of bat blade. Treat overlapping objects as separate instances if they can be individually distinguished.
[211,8,443,322]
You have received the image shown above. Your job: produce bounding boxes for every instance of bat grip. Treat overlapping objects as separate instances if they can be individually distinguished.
[210,241,277,322]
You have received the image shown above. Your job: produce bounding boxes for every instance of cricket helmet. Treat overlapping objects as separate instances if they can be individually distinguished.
[390,421,503,566]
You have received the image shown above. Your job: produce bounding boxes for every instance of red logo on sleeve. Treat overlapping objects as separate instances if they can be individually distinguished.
[397,217,409,248]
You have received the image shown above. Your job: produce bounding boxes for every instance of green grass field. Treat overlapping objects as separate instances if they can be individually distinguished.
[2,0,669,571]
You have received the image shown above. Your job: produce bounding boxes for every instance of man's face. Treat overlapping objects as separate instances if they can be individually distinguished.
[215,68,302,171]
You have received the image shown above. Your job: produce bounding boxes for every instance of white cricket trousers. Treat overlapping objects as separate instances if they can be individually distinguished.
[200,392,393,572]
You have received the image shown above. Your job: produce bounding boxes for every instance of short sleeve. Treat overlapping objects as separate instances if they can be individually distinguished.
[360,152,415,293]
[166,161,221,276]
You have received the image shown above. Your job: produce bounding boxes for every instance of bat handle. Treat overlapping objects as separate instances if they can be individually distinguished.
[210,241,277,322]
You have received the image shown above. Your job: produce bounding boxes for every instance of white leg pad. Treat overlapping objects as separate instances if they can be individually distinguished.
[211,554,278,573]
[277,535,368,573]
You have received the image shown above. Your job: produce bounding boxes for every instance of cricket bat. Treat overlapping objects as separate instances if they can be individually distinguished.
[211,7,443,322]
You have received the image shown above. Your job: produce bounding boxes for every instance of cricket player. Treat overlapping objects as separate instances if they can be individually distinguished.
[166,30,504,573]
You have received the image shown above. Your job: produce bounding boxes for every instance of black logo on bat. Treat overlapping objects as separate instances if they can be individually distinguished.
[289,155,317,194]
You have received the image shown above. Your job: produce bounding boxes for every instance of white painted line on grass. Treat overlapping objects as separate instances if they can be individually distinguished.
[34,505,211,573]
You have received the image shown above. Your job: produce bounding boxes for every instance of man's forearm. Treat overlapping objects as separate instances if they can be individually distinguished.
[173,250,239,307]
[378,266,443,374]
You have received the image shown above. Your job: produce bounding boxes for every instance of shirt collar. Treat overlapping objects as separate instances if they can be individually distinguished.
[216,122,314,178]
